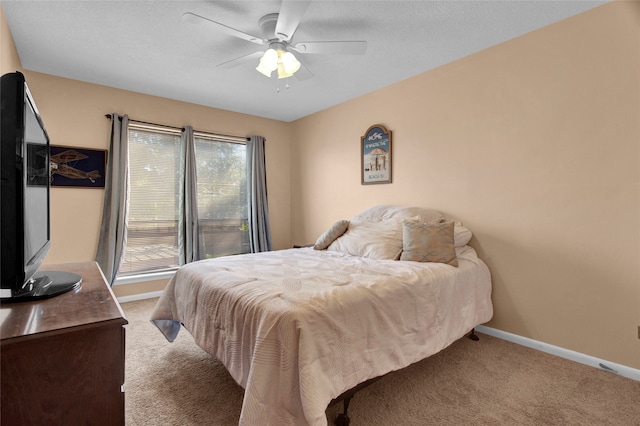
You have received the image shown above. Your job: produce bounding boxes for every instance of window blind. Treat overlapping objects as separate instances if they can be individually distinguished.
[120,128,182,275]
[195,135,250,259]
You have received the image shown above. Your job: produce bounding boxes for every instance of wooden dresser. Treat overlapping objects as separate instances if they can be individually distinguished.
[1,262,128,425]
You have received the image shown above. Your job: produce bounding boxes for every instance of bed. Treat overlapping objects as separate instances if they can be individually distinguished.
[151,205,493,426]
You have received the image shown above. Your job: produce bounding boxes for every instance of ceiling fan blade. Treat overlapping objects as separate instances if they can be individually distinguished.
[182,12,265,45]
[292,41,367,55]
[217,51,264,69]
[275,0,311,41]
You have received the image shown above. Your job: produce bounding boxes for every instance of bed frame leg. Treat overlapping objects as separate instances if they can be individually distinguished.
[335,396,352,426]
[469,328,480,341]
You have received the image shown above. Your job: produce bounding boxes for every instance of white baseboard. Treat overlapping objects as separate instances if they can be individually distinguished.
[475,325,640,382]
[117,290,164,304]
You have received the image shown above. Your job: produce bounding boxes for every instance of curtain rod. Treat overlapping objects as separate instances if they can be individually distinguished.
[105,114,249,142]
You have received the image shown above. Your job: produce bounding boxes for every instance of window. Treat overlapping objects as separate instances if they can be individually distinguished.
[119,126,249,276]
[194,133,249,259]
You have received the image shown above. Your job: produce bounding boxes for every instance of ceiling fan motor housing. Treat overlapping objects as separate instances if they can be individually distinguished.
[259,13,281,41]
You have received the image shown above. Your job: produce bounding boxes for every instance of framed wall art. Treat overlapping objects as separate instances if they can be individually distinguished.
[361,124,392,185]
[50,145,107,188]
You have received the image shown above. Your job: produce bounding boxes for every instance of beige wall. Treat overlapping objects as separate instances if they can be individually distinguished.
[2,3,638,369]
[30,74,292,295]
[291,2,639,369]
[22,74,292,262]
[1,4,292,278]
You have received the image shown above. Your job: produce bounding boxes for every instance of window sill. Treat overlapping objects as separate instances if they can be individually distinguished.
[114,269,177,286]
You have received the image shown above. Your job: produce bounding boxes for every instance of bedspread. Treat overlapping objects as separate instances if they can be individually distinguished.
[151,246,493,426]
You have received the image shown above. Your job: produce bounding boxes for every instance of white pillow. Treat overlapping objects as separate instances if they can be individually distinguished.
[313,220,349,250]
[353,205,444,223]
[327,216,413,260]
[454,223,473,247]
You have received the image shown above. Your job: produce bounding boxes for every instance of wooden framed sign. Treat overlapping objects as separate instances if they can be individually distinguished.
[361,124,392,185]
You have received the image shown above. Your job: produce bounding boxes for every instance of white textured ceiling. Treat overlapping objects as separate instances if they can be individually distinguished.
[2,1,606,122]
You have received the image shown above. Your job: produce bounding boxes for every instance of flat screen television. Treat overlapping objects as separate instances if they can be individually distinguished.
[1,71,81,301]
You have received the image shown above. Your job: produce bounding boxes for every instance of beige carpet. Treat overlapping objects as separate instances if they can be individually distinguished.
[122,298,640,425]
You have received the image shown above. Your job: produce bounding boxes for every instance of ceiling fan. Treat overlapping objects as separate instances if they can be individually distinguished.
[183,0,367,81]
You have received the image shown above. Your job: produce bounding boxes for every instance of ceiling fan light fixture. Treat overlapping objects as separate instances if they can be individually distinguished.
[256,48,278,77]
[257,46,301,79]
[280,51,301,75]
[277,62,294,79]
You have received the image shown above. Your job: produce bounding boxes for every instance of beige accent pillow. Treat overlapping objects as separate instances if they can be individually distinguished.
[400,220,458,267]
[313,220,349,250]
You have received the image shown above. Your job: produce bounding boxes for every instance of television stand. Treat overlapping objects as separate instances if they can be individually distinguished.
[1,262,128,425]
[8,270,82,301]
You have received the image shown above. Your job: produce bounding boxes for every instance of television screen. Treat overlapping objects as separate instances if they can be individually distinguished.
[25,124,50,276]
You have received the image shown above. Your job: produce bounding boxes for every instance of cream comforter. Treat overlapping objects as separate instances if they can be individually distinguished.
[151,246,493,426]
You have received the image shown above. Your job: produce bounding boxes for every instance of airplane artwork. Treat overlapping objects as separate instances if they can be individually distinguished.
[51,149,101,183]
[49,147,106,188]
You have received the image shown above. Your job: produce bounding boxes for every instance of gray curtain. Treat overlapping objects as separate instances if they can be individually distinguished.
[96,114,129,285]
[246,135,272,252]
[178,126,199,264]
